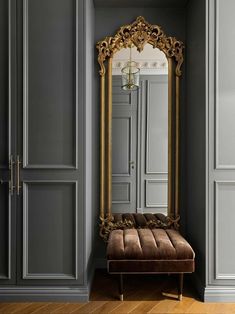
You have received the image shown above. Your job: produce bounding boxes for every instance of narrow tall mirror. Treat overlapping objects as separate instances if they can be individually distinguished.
[112,44,168,214]
[97,16,184,240]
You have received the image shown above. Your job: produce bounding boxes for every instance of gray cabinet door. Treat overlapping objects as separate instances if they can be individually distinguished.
[0,0,17,285]
[15,0,84,285]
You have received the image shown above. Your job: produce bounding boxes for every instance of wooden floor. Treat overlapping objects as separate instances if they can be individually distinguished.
[1,270,235,313]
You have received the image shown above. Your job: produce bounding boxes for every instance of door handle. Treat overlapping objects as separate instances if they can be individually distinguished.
[9,155,15,195]
[16,155,22,195]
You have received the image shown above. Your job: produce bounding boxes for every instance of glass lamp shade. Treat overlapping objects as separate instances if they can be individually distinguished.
[121,61,140,91]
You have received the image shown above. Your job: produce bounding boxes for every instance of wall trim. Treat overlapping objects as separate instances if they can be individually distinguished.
[22,0,79,169]
[214,180,235,280]
[22,180,78,280]
[0,287,89,302]
[204,286,235,302]
[214,0,235,170]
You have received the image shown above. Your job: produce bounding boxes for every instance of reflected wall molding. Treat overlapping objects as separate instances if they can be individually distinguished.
[145,179,168,208]
[145,80,168,175]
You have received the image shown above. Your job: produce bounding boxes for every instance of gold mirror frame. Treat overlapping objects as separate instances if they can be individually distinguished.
[96,16,184,240]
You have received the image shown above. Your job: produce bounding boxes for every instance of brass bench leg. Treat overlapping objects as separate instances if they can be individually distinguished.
[178,273,184,301]
[118,274,123,301]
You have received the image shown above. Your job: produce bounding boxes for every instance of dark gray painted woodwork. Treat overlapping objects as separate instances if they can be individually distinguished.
[23,182,77,279]
[24,0,77,168]
[94,0,188,8]
[0,0,8,168]
[0,0,17,285]
[112,77,137,212]
[0,0,10,281]
[16,0,83,286]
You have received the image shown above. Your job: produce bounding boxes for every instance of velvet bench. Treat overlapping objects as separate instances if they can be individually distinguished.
[106,213,195,301]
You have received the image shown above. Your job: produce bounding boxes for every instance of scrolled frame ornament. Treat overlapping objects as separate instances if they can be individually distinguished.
[97,16,184,241]
[96,16,184,77]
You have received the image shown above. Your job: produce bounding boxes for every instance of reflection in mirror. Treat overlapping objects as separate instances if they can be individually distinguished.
[112,44,168,215]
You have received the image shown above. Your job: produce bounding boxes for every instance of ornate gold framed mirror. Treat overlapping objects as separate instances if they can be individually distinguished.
[96,16,184,240]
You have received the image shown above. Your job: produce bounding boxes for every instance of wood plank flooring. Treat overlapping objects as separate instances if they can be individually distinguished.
[0,270,235,313]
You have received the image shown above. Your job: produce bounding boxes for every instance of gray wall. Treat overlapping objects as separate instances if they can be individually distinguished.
[205,0,235,301]
[94,6,187,262]
[84,0,98,287]
[185,0,206,293]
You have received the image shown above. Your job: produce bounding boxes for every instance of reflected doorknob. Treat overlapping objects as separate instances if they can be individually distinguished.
[129,160,135,169]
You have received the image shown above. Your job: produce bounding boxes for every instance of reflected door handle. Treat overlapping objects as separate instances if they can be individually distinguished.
[16,155,22,195]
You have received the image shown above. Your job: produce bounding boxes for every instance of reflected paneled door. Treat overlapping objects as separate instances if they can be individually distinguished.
[112,77,137,213]
[0,0,83,286]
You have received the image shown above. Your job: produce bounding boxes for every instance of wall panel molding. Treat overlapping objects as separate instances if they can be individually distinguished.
[214,0,235,170]
[215,181,235,280]
[22,180,78,280]
[22,0,78,169]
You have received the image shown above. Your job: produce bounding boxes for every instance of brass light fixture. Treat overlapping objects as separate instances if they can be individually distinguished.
[121,46,140,90]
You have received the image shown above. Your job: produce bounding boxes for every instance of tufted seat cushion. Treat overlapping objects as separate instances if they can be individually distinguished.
[107,228,195,274]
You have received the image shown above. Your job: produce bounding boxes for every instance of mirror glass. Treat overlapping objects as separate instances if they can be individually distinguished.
[112,43,168,215]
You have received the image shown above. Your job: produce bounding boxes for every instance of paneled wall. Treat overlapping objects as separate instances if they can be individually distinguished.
[0,0,97,301]
[207,0,235,299]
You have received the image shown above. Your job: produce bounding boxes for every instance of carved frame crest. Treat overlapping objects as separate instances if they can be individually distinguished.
[96,16,184,77]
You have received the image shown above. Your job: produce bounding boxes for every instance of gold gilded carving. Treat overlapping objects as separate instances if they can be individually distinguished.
[99,215,180,242]
[96,16,184,77]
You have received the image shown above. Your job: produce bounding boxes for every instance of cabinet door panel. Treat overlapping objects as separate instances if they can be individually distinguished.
[17,0,83,286]
[23,0,76,169]
[23,182,77,280]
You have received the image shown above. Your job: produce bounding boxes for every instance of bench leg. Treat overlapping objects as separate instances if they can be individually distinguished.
[178,273,184,301]
[118,274,123,301]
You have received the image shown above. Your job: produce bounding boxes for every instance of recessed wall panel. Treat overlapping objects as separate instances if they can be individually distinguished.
[215,182,235,279]
[23,0,76,168]
[0,0,8,168]
[216,0,235,168]
[0,185,10,279]
[23,181,77,279]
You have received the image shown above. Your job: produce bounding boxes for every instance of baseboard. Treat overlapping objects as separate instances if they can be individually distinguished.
[204,286,235,302]
[87,253,96,297]
[0,287,89,302]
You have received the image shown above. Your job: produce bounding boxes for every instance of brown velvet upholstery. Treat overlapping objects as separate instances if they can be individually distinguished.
[107,227,195,274]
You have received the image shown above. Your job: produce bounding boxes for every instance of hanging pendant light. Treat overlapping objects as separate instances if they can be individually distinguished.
[121,46,140,91]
